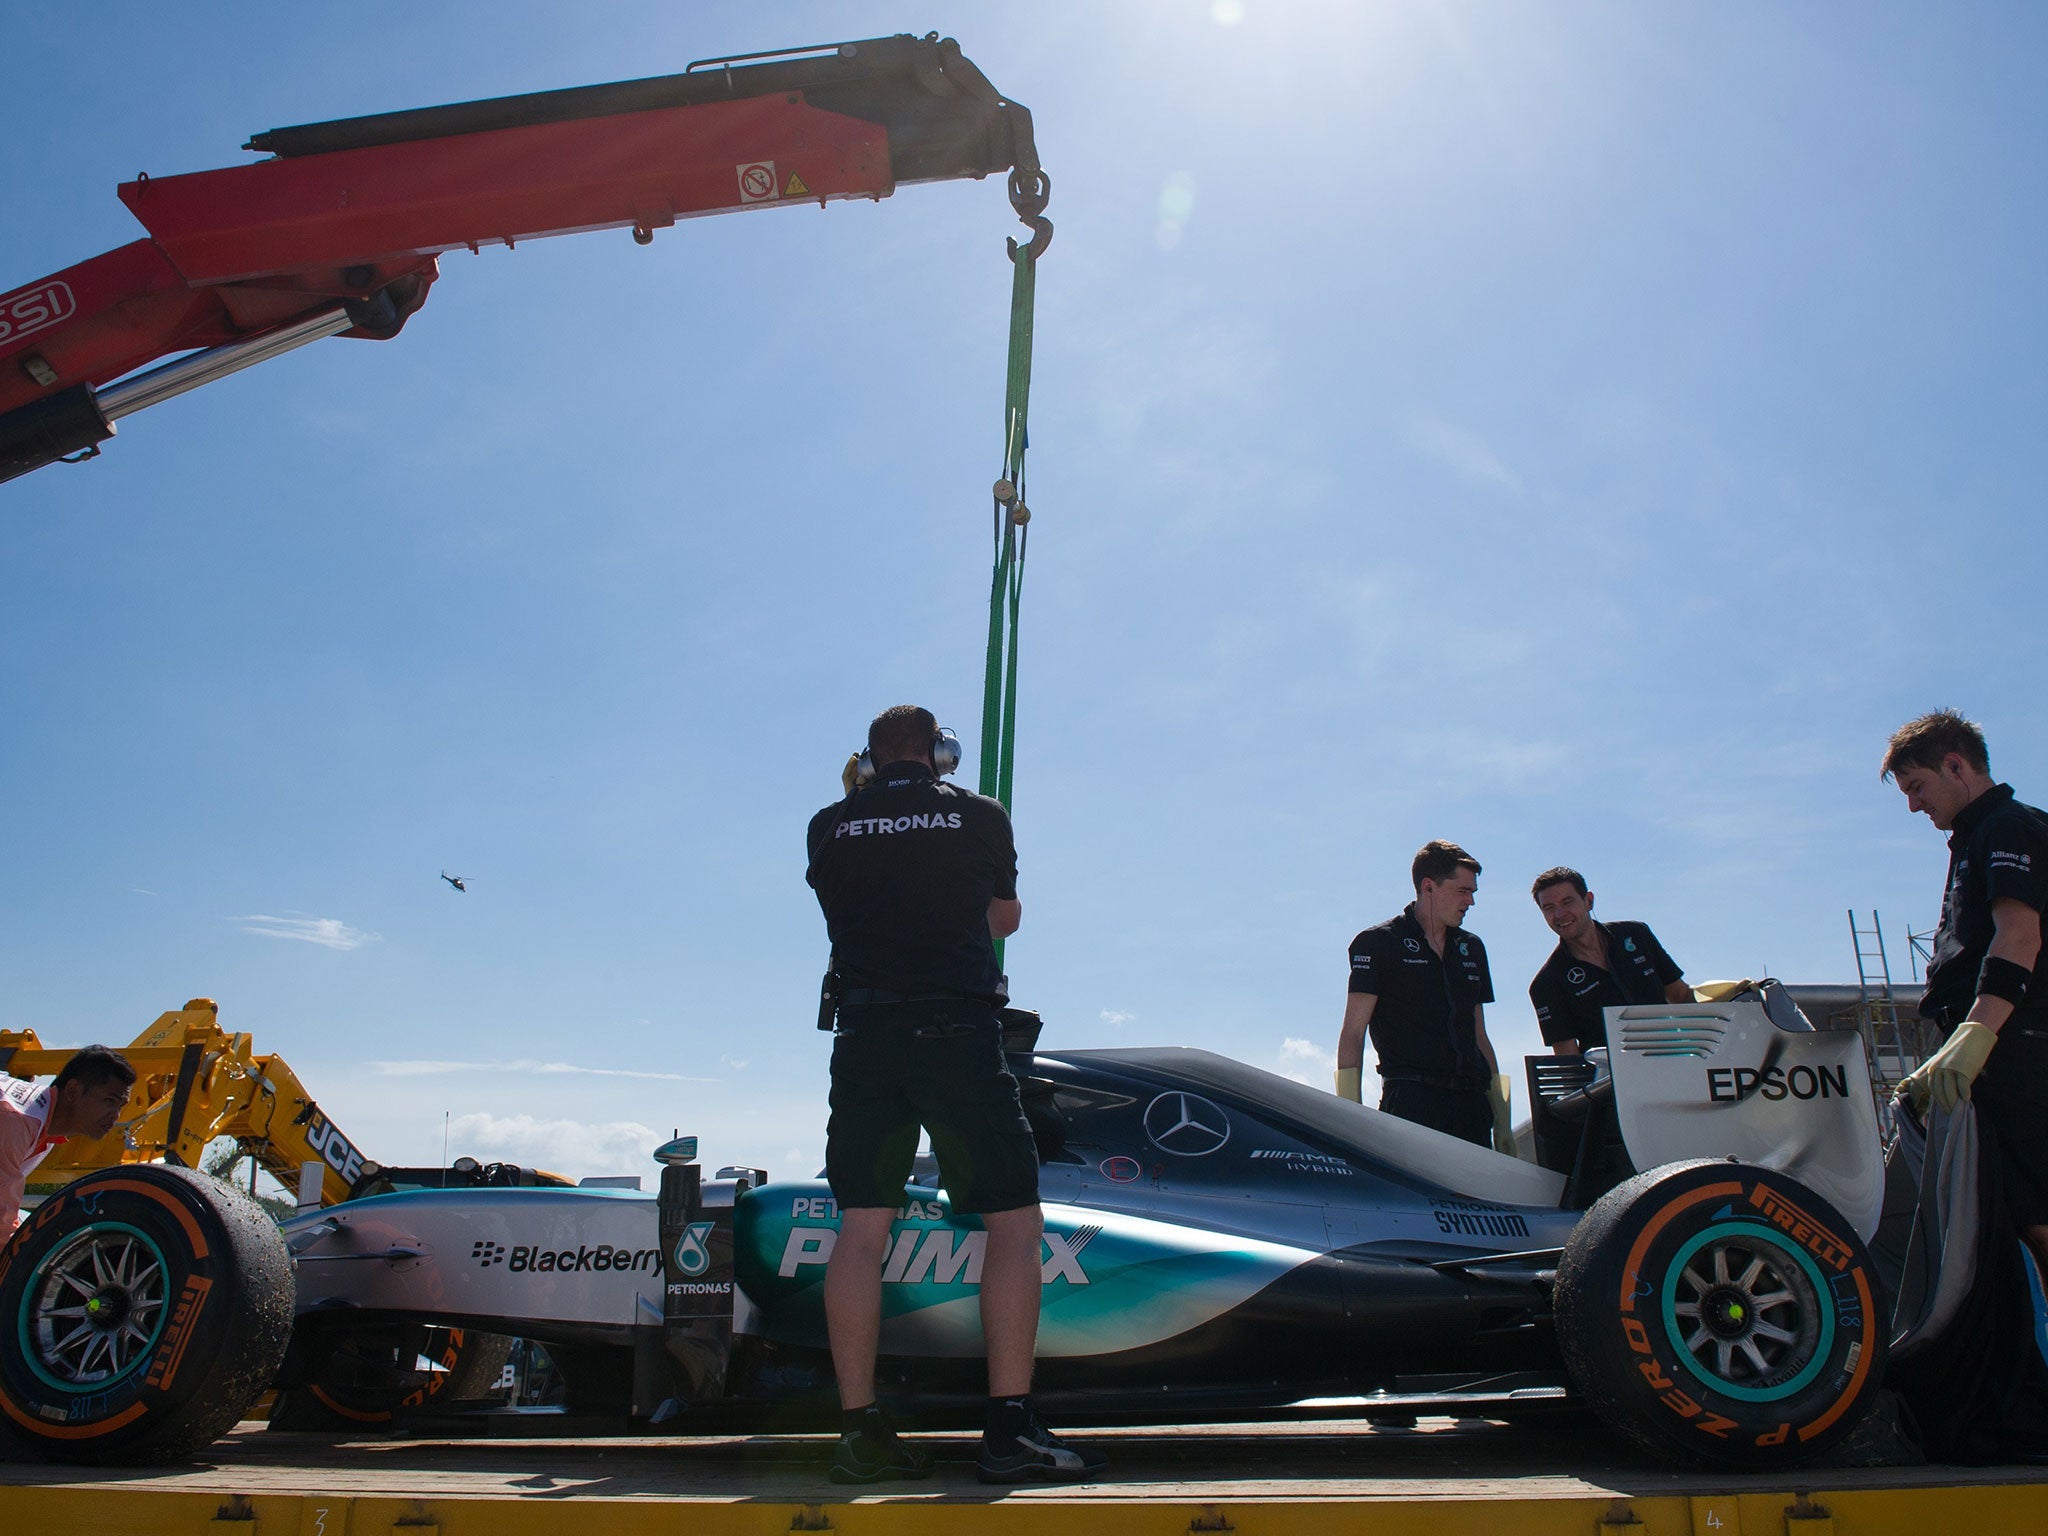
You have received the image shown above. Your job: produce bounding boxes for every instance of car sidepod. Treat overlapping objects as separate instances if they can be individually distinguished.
[285,1187,664,1336]
[736,1182,1323,1362]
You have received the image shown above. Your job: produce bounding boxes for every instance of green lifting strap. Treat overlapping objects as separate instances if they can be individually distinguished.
[980,225,1039,812]
[981,184,1047,970]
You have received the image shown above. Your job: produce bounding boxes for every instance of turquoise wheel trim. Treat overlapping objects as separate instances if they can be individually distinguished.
[17,1220,172,1394]
[1660,1219,1833,1403]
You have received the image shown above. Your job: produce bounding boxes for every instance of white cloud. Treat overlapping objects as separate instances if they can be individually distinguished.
[720,1054,750,1071]
[1099,1009,1135,1027]
[1277,1036,1335,1086]
[371,1058,717,1083]
[1406,412,1522,493]
[238,914,377,951]
[446,1112,661,1181]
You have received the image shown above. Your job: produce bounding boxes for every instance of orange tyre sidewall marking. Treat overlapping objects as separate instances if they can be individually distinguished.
[1796,1264,1878,1442]
[0,1189,79,1285]
[1616,1181,1743,1314]
[0,1174,214,1438]
[0,1389,147,1439]
[317,1327,476,1416]
[1611,1175,1878,1444]
[90,1179,210,1260]
[142,1275,213,1394]
[308,1385,395,1424]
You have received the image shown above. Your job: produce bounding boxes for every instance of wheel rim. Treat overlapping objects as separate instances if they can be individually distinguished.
[18,1222,171,1392]
[1660,1222,1834,1402]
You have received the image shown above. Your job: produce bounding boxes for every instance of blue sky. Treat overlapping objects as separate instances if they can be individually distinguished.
[4,2,2043,1182]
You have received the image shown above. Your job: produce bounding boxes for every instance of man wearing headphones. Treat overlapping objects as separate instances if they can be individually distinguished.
[806,705,1105,1485]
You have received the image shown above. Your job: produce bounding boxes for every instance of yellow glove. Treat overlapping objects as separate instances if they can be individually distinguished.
[1899,1021,1997,1115]
[841,752,861,796]
[1334,1066,1362,1103]
[1690,979,1759,1002]
[1487,1073,1517,1157]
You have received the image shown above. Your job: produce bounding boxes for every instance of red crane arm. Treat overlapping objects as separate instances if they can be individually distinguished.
[0,34,1043,484]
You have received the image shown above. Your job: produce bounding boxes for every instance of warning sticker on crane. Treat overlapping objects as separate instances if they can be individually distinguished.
[736,162,778,203]
[784,171,812,197]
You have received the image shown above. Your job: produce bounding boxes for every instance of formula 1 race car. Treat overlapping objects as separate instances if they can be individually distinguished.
[0,988,1895,1470]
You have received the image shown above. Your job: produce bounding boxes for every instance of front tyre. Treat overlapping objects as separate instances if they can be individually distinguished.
[269,1325,512,1430]
[0,1166,292,1464]
[1554,1159,1885,1469]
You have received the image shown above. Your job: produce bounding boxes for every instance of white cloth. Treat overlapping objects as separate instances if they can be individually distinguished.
[1,1078,61,1242]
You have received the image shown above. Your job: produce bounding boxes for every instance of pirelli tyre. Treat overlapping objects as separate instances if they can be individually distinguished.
[268,1325,512,1430]
[1554,1158,1885,1469]
[0,1165,292,1464]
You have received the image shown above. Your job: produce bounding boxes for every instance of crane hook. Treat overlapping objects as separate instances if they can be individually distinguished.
[1006,167,1054,261]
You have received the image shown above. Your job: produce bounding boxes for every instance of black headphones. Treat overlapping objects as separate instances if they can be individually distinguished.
[853,725,961,789]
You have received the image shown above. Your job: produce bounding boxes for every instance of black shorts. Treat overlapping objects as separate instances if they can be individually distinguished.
[826,998,1040,1215]
[1975,1029,2048,1228]
[1380,1078,1492,1148]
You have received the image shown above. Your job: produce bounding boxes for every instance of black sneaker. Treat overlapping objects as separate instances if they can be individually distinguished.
[976,1413,1109,1484]
[829,1427,935,1484]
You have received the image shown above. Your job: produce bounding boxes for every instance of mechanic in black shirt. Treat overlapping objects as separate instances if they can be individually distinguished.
[1884,710,2048,1279]
[805,705,1103,1486]
[1335,840,1514,1152]
[1527,867,1692,1054]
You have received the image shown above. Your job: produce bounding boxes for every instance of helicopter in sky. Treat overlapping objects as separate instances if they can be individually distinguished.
[439,871,468,893]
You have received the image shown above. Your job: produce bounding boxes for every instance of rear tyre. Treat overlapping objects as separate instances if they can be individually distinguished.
[0,1165,292,1464]
[1554,1158,1885,1469]
[269,1326,512,1430]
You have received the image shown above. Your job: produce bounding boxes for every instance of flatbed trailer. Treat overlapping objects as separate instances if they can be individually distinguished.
[4,1418,2044,1535]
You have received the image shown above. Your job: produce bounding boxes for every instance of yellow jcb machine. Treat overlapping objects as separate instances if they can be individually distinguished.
[1,997,370,1208]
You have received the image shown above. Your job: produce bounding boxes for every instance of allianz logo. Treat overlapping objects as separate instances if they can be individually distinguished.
[777,1224,1101,1285]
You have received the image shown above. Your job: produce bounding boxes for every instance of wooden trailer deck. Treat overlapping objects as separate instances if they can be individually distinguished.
[4,1416,2045,1535]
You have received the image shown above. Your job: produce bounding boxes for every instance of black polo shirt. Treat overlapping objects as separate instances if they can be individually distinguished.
[806,762,1017,1004]
[1528,920,1683,1050]
[1921,783,2048,1031]
[1347,904,1493,1088]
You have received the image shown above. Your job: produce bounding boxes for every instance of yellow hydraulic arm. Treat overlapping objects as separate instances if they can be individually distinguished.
[0,997,373,1207]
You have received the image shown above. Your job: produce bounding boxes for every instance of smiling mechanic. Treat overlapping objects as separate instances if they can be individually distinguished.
[1527,867,1692,1055]
[1336,840,1514,1153]
[1885,710,2048,1280]
[2,1045,136,1242]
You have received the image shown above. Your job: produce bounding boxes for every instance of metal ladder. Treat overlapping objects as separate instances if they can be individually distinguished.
[1848,910,1932,1103]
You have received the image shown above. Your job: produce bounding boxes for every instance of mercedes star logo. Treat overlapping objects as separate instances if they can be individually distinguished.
[1143,1092,1231,1157]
